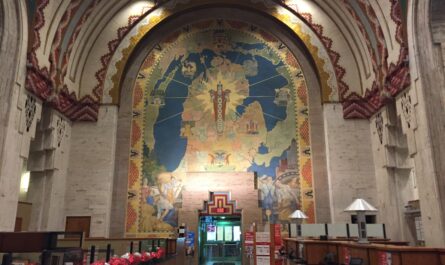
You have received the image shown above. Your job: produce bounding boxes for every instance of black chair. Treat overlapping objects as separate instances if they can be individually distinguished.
[319,253,338,265]
[288,249,307,264]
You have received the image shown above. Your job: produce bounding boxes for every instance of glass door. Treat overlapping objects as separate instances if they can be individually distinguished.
[199,216,242,265]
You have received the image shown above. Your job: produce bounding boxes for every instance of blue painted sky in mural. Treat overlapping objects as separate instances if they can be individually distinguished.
[153,63,189,171]
[152,44,290,173]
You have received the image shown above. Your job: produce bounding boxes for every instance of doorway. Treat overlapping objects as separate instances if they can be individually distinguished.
[65,216,91,238]
[199,215,242,265]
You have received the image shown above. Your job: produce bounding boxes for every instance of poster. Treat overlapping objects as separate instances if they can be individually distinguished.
[256,256,270,265]
[256,245,271,256]
[274,224,282,246]
[245,232,254,245]
[256,232,271,243]
[185,231,195,256]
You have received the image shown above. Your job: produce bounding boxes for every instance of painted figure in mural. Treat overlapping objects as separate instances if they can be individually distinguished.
[156,173,182,221]
[209,82,230,136]
[141,178,155,206]
[259,176,275,210]
[275,178,299,219]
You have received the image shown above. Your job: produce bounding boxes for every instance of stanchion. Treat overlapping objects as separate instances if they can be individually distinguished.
[106,244,111,262]
[1,253,12,265]
[138,241,142,253]
[130,241,134,253]
[90,246,96,264]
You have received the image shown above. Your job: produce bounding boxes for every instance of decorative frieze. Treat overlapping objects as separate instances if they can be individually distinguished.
[400,92,413,129]
[25,95,37,132]
[56,117,66,147]
[375,112,384,145]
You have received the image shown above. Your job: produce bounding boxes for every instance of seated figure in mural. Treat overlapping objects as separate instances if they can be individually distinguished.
[156,173,182,221]
[142,178,155,205]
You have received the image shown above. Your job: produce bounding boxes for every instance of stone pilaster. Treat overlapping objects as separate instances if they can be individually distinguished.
[322,103,377,223]
[65,106,118,237]
[27,108,71,231]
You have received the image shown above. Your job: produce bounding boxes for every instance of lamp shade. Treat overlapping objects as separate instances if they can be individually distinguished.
[288,209,308,219]
[344,198,378,212]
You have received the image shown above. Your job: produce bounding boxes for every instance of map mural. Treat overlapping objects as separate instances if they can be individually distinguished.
[126,20,315,235]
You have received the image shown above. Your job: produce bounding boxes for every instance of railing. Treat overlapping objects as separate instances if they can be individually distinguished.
[0,232,177,265]
[58,237,177,264]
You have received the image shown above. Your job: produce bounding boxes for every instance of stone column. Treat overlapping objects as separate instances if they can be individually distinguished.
[369,102,417,243]
[407,0,445,246]
[0,0,31,231]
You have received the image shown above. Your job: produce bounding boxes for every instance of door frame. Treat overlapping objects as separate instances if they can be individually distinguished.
[198,215,242,265]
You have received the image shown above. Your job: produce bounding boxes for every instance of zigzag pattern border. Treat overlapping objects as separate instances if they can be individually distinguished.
[299,13,349,100]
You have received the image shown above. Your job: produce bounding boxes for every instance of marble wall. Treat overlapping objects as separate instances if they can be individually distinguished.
[323,103,377,223]
[65,106,118,237]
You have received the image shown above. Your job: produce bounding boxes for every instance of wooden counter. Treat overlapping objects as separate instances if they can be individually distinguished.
[284,238,445,265]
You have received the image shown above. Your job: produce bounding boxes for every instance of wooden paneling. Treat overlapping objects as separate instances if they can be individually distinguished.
[65,216,91,238]
[14,218,22,232]
[0,233,48,252]
[400,252,441,265]
[284,238,445,265]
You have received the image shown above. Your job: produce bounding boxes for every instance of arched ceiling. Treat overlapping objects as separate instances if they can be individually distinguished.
[24,0,410,121]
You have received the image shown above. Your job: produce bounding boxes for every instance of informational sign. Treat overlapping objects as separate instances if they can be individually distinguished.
[273,224,282,246]
[245,232,254,245]
[378,251,392,265]
[256,245,271,256]
[207,225,216,232]
[256,256,271,265]
[185,231,195,256]
[256,232,271,243]
[244,231,255,257]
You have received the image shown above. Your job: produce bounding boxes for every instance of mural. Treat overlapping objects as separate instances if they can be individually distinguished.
[126,19,314,235]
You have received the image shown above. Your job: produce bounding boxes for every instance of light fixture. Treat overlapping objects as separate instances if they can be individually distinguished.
[20,171,30,192]
[344,198,378,244]
[288,209,308,239]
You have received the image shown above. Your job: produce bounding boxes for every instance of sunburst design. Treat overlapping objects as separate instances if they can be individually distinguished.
[195,71,248,116]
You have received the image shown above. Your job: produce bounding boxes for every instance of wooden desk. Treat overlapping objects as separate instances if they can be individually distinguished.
[284,238,445,265]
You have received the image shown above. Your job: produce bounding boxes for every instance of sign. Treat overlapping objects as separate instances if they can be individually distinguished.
[256,232,270,243]
[245,246,254,257]
[273,224,282,246]
[185,231,195,256]
[256,256,270,265]
[244,232,254,245]
[378,252,392,265]
[207,225,216,232]
[256,245,270,256]
[216,208,225,213]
